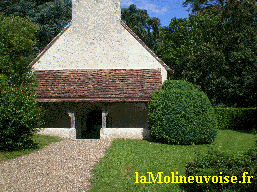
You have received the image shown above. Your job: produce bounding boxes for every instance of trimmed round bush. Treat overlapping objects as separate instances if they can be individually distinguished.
[162,79,201,92]
[148,79,218,145]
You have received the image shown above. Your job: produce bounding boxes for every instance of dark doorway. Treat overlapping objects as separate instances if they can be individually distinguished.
[81,110,102,139]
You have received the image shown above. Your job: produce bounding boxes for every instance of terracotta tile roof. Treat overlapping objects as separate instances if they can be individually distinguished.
[35,69,162,102]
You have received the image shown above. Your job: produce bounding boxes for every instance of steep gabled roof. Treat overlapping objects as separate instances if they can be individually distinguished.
[28,20,174,78]
[28,20,72,69]
[120,21,173,76]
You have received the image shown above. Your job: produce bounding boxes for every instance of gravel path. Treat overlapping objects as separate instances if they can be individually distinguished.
[0,138,114,191]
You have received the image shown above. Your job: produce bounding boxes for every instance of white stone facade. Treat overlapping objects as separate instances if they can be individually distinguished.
[32,0,168,84]
[32,0,173,140]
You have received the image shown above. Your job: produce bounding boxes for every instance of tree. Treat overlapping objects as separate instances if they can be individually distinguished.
[0,74,45,151]
[0,0,72,53]
[0,13,41,87]
[121,4,162,52]
[182,0,232,15]
[0,14,45,151]
[31,0,72,51]
[183,0,257,16]
[157,1,257,108]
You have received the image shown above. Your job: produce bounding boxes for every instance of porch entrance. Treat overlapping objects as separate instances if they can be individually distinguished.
[81,109,102,139]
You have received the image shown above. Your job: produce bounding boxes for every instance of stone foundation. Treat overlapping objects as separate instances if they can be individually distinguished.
[36,128,71,139]
[36,127,151,140]
[100,128,151,140]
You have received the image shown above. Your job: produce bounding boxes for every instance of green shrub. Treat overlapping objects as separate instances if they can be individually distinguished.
[182,141,257,191]
[162,79,202,92]
[0,74,45,151]
[148,79,218,145]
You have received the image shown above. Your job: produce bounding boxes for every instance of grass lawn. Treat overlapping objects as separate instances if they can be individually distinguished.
[0,130,256,191]
[88,129,257,192]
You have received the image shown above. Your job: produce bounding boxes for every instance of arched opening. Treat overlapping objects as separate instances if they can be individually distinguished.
[81,109,102,139]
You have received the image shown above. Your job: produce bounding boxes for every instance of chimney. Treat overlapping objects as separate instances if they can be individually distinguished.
[72,0,122,38]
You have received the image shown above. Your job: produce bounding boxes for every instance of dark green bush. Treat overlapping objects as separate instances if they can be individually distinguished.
[182,141,257,191]
[148,79,218,145]
[162,79,201,92]
[214,108,257,132]
[0,74,45,151]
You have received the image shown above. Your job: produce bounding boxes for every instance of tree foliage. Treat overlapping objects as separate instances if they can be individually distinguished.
[0,0,72,54]
[0,13,40,87]
[182,0,222,14]
[31,0,72,52]
[0,74,45,151]
[182,0,257,14]
[0,15,45,151]
[157,0,257,108]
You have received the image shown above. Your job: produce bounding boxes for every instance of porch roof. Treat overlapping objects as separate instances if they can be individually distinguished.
[35,68,162,102]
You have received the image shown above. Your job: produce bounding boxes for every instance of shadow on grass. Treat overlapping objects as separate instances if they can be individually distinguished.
[0,134,63,162]
[230,129,257,135]
[0,139,40,152]
[143,136,216,146]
